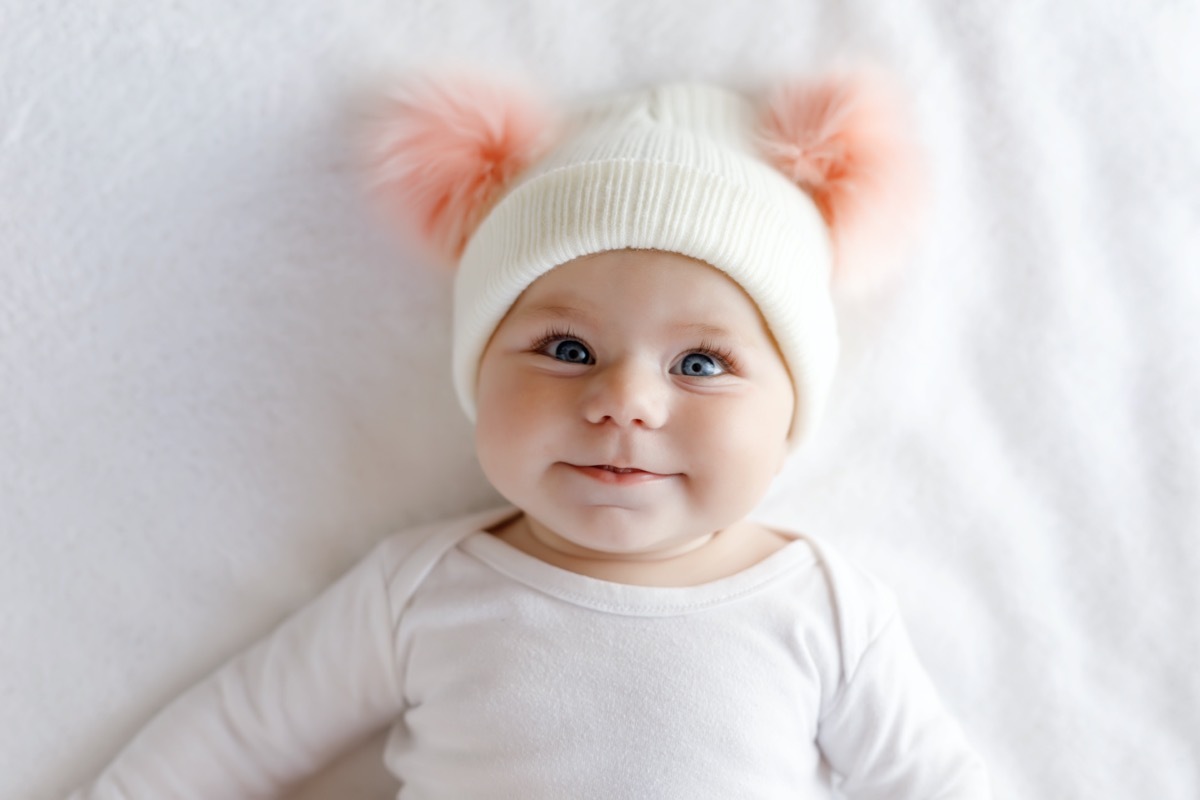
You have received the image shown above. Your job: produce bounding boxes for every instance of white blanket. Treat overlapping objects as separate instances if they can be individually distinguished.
[3,2,1198,798]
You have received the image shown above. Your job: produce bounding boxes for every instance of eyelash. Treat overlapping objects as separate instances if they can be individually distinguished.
[528,327,740,374]
[693,340,740,374]
[529,326,584,355]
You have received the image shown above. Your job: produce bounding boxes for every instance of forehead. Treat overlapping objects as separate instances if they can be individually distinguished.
[509,249,767,330]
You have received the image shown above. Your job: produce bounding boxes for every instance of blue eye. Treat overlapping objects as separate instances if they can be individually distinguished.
[550,339,592,364]
[674,352,724,377]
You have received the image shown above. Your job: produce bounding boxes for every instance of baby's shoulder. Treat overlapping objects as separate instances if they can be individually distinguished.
[774,529,900,656]
[366,506,519,594]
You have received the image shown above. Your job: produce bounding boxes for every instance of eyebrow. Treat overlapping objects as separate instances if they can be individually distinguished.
[671,322,737,340]
[511,303,595,324]
[515,303,738,340]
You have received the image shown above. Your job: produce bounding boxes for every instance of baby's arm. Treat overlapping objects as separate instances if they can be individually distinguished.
[811,543,990,799]
[68,529,428,800]
[817,609,990,799]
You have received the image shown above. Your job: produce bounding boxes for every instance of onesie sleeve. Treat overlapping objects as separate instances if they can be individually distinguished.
[810,543,991,800]
[68,522,459,800]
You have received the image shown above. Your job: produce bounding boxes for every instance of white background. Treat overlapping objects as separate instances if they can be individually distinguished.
[3,1,1198,798]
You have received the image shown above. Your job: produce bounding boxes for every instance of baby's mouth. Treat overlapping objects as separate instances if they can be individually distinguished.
[567,463,674,485]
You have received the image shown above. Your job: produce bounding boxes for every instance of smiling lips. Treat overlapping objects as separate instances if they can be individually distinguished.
[568,463,675,485]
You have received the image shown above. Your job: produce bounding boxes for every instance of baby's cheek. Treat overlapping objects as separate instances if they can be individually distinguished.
[511,374,568,408]
[477,371,568,451]
[704,404,788,492]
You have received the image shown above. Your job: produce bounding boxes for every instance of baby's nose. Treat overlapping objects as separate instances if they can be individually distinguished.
[580,361,669,429]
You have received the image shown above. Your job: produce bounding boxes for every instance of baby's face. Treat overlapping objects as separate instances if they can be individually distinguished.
[474,249,795,558]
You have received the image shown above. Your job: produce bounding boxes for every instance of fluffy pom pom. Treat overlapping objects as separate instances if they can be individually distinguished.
[366,73,555,264]
[757,71,925,293]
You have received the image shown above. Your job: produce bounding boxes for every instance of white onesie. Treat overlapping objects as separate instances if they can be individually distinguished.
[70,506,989,799]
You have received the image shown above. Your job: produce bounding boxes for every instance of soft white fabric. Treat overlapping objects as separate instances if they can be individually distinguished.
[68,507,987,799]
[453,83,836,442]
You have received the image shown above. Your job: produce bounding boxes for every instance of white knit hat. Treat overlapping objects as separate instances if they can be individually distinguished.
[369,71,919,445]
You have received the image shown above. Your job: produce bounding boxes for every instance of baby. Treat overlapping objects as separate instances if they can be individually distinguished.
[70,71,989,798]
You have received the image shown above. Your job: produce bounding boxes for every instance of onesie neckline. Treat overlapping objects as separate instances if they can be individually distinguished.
[456,507,819,618]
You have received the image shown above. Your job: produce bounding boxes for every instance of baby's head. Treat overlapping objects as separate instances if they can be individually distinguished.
[369,72,919,549]
[473,247,795,556]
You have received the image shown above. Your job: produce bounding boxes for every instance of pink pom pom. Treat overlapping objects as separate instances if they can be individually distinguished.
[757,71,925,293]
[367,73,555,264]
